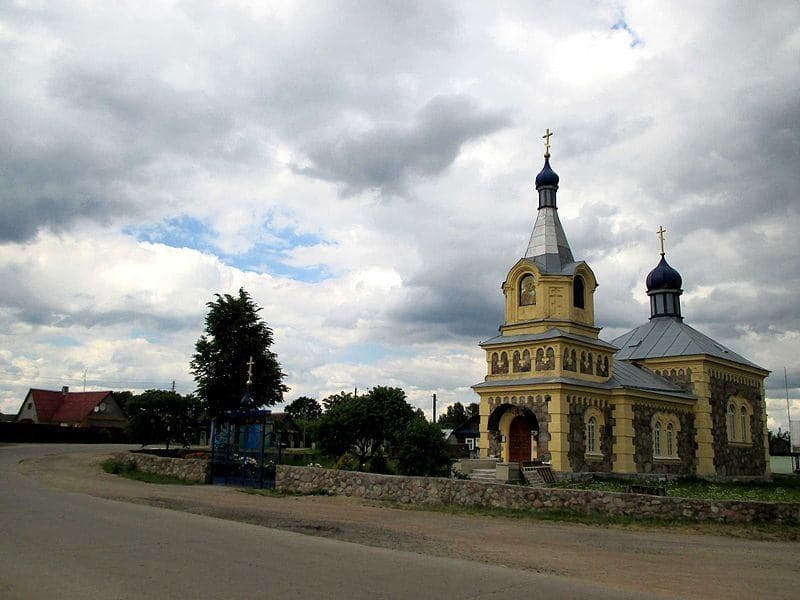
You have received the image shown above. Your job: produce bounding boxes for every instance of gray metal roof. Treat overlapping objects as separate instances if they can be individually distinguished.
[524,206,574,273]
[480,328,617,350]
[473,359,695,400]
[609,360,695,398]
[611,317,764,370]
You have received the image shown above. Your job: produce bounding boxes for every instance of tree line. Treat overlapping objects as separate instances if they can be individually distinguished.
[117,287,454,476]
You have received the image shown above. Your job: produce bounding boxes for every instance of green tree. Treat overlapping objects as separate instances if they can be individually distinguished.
[769,429,791,454]
[285,396,322,421]
[284,396,322,447]
[124,390,202,448]
[322,390,353,412]
[191,288,288,418]
[467,402,479,417]
[437,402,468,428]
[315,386,416,470]
[396,417,451,477]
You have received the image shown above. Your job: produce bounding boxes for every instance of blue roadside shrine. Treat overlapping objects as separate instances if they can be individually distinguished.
[209,357,282,488]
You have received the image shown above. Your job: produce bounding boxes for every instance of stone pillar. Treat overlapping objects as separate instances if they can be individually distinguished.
[479,396,490,459]
[612,399,636,473]
[692,366,716,476]
[548,391,571,472]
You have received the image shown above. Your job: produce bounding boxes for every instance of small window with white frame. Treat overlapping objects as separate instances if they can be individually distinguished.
[584,405,604,458]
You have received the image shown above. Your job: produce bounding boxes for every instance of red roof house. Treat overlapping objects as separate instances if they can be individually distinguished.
[16,387,126,429]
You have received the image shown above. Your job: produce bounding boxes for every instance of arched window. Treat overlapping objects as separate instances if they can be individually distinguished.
[587,417,597,453]
[666,423,674,457]
[728,403,736,440]
[545,347,555,370]
[491,352,499,375]
[654,421,662,456]
[512,350,521,372]
[499,352,508,374]
[573,275,585,309]
[740,406,748,443]
[519,274,536,306]
[521,349,531,372]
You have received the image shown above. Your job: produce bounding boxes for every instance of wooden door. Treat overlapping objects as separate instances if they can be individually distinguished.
[508,416,532,463]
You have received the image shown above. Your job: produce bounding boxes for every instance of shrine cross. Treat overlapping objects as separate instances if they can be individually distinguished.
[657,226,666,256]
[246,355,254,385]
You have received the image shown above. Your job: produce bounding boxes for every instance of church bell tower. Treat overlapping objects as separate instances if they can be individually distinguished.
[474,130,616,468]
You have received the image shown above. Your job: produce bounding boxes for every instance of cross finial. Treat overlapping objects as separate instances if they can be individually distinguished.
[543,128,554,158]
[246,356,254,386]
[657,226,667,256]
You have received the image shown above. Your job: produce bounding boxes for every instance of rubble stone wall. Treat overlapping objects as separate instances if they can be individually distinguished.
[276,465,799,525]
[114,452,209,483]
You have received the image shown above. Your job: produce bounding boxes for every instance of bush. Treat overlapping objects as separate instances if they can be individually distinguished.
[101,457,136,475]
[395,417,451,477]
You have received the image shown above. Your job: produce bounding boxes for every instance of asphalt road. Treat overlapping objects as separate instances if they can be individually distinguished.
[0,444,660,599]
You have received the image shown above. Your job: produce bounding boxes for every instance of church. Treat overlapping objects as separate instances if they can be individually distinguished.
[472,134,771,478]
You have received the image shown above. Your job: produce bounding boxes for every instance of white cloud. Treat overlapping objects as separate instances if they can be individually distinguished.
[1,1,798,434]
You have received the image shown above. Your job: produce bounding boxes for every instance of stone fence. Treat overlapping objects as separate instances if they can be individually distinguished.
[114,452,209,484]
[276,465,800,525]
[114,453,799,524]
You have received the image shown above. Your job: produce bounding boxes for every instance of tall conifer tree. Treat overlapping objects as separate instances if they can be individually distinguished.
[191,288,287,417]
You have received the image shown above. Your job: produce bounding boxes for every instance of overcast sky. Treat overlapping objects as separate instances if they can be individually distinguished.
[1,1,798,431]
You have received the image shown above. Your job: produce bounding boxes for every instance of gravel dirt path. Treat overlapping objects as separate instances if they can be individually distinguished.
[16,447,800,599]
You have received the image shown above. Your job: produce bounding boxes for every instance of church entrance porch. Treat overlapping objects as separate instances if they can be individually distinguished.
[486,404,541,464]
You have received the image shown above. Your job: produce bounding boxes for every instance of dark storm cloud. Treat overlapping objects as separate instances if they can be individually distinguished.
[297,95,512,195]
[0,0,466,242]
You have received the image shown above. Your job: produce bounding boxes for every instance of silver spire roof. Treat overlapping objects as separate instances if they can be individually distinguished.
[524,152,575,273]
[524,206,575,273]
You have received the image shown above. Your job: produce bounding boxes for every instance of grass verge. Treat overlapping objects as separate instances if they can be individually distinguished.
[239,488,335,498]
[100,457,198,485]
[386,501,800,542]
[550,474,800,502]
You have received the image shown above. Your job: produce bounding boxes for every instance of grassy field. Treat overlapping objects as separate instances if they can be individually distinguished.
[551,474,800,502]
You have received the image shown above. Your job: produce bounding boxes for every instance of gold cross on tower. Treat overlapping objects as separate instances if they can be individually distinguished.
[657,225,667,256]
[543,128,554,158]
[246,355,254,386]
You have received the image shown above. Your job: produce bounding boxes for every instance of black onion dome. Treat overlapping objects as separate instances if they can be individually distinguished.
[646,256,683,291]
[535,156,559,189]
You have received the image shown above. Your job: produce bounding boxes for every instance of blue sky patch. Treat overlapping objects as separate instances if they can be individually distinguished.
[127,216,332,283]
[611,19,643,48]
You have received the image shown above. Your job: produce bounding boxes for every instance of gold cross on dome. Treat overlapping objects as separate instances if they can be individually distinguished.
[657,225,666,256]
[246,356,254,386]
[543,128,554,157]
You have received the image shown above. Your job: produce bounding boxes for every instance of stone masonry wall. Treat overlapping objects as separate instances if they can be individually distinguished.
[276,465,800,525]
[632,406,696,476]
[567,399,613,473]
[710,372,767,476]
[115,452,209,483]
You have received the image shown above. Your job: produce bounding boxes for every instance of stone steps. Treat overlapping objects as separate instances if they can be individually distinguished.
[469,468,497,482]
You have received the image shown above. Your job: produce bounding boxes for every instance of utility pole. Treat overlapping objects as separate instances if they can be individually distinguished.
[432,393,437,424]
[786,367,792,449]
[171,380,176,393]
